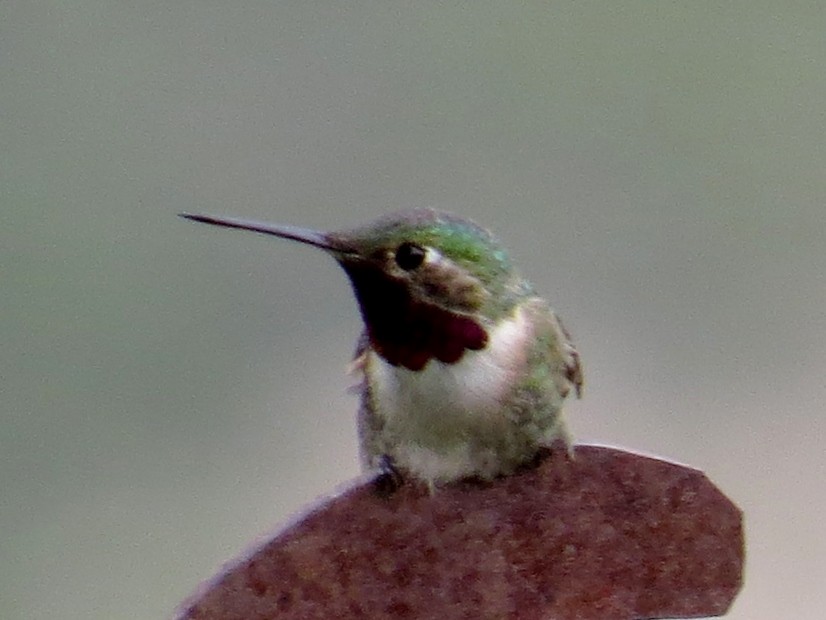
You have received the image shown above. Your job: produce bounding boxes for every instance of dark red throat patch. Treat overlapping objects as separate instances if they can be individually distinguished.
[342,263,488,371]
[373,305,488,371]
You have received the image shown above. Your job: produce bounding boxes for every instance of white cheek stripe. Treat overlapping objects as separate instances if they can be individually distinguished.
[423,246,443,266]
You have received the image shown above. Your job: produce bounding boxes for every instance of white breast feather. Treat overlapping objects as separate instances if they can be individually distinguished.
[367,307,531,484]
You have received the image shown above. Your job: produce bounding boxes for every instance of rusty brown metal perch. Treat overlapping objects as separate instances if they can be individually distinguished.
[176,444,743,620]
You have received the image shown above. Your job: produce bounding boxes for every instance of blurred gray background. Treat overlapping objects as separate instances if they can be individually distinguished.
[3,3,824,619]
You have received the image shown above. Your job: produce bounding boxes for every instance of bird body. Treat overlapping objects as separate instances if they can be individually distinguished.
[182,208,582,489]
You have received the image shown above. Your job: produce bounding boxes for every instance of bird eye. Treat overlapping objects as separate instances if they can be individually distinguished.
[394,242,426,271]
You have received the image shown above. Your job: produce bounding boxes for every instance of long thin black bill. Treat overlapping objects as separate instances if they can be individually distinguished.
[179,213,353,253]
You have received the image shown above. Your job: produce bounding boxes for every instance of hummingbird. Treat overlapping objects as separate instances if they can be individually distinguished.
[181,208,582,491]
